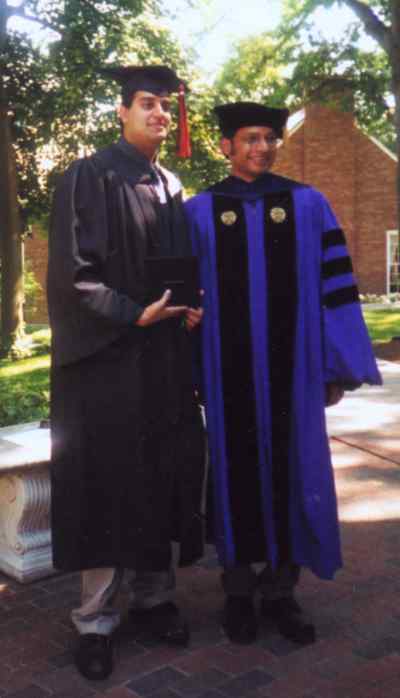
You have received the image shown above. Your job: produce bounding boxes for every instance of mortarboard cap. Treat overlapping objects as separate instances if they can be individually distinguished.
[214,102,289,138]
[101,64,191,157]
[100,65,184,106]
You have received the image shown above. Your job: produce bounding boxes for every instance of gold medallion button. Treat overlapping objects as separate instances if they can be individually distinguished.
[221,210,237,226]
[270,207,287,223]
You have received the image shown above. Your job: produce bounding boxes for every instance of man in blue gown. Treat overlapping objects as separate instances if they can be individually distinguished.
[185,102,381,645]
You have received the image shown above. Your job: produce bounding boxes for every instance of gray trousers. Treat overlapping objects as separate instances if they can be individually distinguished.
[222,563,300,600]
[72,567,175,636]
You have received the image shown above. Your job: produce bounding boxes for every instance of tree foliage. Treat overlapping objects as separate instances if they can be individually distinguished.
[213,5,395,150]
[3,0,162,228]
[214,34,289,105]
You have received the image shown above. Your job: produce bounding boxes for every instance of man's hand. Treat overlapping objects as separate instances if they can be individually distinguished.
[325,383,345,407]
[185,306,204,331]
[136,290,187,327]
[185,290,204,331]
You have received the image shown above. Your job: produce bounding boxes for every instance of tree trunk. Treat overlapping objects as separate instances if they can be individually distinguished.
[0,0,25,356]
[0,75,25,356]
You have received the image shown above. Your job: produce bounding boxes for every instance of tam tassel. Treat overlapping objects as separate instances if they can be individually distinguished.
[177,83,191,158]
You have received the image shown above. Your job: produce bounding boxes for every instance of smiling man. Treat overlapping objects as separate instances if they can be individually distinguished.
[47,66,204,680]
[185,101,381,645]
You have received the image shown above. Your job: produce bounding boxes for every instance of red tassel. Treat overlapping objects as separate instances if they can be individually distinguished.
[177,83,191,158]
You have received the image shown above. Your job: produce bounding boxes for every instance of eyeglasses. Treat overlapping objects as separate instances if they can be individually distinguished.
[244,135,283,148]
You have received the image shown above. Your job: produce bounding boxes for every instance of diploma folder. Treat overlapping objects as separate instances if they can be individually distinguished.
[145,256,200,307]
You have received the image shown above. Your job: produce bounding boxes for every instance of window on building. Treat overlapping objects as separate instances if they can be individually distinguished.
[387,231,400,293]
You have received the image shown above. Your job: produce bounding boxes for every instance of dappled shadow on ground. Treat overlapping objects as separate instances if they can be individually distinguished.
[327,362,400,468]
[331,437,400,524]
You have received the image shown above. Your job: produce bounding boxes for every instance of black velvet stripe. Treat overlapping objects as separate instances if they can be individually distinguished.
[264,191,297,565]
[322,228,346,249]
[322,256,353,279]
[324,285,359,309]
[212,195,267,563]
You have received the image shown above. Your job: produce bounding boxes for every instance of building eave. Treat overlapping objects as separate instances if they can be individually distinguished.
[287,109,305,136]
[366,134,397,163]
[286,106,398,163]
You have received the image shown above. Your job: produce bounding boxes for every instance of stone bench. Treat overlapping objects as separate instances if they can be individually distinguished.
[0,422,53,583]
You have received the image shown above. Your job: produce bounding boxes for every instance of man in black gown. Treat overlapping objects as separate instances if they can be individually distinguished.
[47,65,204,680]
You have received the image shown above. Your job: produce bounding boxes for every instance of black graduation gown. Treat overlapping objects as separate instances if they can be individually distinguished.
[48,139,205,572]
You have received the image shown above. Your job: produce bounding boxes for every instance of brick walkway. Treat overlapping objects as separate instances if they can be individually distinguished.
[1,362,400,698]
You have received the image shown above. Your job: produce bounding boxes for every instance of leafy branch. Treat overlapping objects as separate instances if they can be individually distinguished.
[280,0,393,53]
[339,0,392,53]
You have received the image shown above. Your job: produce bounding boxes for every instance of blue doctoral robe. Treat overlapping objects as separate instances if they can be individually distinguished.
[185,173,381,580]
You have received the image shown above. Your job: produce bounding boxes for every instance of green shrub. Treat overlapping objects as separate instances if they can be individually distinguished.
[24,261,42,316]
[30,328,51,355]
[363,308,400,343]
[360,293,400,304]
[0,355,50,427]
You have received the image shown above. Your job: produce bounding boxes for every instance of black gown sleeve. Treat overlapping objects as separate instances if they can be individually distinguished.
[48,157,145,366]
[63,158,143,324]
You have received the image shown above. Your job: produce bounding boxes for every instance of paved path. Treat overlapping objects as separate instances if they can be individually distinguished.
[327,360,400,466]
[0,361,399,697]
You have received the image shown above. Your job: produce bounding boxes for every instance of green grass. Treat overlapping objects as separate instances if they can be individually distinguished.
[0,329,51,428]
[362,307,400,343]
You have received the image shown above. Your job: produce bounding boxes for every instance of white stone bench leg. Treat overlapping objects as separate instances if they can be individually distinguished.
[0,423,54,583]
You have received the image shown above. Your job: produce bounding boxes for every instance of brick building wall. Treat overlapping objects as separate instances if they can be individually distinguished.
[273,102,398,294]
[355,132,398,293]
[24,232,48,324]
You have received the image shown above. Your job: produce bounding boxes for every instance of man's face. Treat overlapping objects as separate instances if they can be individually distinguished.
[119,90,172,151]
[221,126,280,182]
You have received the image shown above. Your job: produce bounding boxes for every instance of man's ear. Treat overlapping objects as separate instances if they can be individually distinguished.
[118,104,128,126]
[220,137,232,159]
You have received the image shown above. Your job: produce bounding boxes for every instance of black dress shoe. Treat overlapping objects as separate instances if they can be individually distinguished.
[222,595,258,644]
[129,601,190,647]
[260,597,316,645]
[74,633,114,680]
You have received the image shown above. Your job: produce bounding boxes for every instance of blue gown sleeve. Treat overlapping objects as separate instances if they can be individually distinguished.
[184,198,200,255]
[317,194,382,388]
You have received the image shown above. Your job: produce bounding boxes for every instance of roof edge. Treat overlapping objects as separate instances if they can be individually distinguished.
[285,108,397,163]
